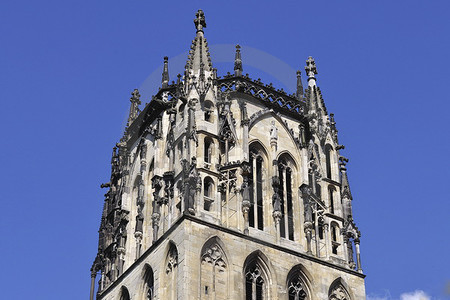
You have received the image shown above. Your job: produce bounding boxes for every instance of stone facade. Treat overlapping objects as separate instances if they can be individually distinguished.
[91,9,366,300]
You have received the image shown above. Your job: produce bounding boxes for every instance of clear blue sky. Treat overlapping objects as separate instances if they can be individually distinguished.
[1,1,449,299]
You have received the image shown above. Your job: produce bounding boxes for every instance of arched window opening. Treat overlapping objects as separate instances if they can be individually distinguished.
[249,146,265,231]
[331,224,339,255]
[203,177,214,211]
[328,278,352,300]
[328,187,335,214]
[279,164,286,239]
[318,222,324,240]
[256,157,263,230]
[244,252,270,300]
[204,100,214,122]
[286,168,294,240]
[325,144,333,179]
[287,267,310,300]
[200,237,228,299]
[278,154,296,241]
[143,265,154,300]
[164,243,178,300]
[204,137,213,168]
[120,286,131,300]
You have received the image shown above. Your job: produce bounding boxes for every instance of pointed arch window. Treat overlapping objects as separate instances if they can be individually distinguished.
[143,265,154,299]
[331,223,340,255]
[204,137,214,168]
[278,156,295,241]
[328,186,335,214]
[325,144,333,179]
[244,253,270,300]
[203,177,214,211]
[164,243,178,300]
[287,266,310,300]
[120,286,131,300]
[200,237,228,299]
[204,100,214,122]
[249,152,264,230]
[329,279,352,300]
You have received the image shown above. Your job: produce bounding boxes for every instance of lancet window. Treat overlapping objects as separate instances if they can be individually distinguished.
[287,266,310,300]
[325,144,333,179]
[200,237,228,299]
[278,154,296,241]
[204,137,214,168]
[328,186,335,214]
[120,286,131,300]
[328,279,352,300]
[249,143,267,230]
[203,177,214,211]
[331,223,340,255]
[164,243,178,300]
[143,265,154,299]
[249,146,265,231]
[204,100,214,122]
[244,252,270,300]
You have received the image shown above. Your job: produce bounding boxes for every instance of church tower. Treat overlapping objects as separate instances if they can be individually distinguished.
[90,10,366,300]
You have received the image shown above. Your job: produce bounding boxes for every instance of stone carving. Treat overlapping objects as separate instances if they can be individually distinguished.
[194,9,206,31]
[201,244,227,272]
[288,279,308,300]
[166,246,178,274]
[270,120,278,140]
[329,285,350,300]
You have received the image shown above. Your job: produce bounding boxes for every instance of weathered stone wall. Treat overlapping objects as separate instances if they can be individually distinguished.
[98,217,365,299]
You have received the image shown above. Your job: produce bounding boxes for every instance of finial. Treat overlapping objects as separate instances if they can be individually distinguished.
[296,70,304,99]
[234,44,243,77]
[194,9,206,33]
[305,56,318,87]
[128,89,141,124]
[162,56,169,88]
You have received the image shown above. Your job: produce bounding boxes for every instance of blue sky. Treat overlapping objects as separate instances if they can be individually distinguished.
[1,1,449,299]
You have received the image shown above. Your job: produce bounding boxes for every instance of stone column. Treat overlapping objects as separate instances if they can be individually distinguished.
[314,212,320,257]
[282,167,288,238]
[355,238,363,273]
[241,162,251,235]
[100,271,105,291]
[89,271,96,300]
[342,235,350,265]
[324,223,330,259]
[252,156,257,227]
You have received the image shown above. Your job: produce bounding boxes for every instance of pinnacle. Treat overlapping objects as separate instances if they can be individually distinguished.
[186,9,213,78]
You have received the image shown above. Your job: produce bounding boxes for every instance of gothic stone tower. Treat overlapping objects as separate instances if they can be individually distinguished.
[91,10,366,300]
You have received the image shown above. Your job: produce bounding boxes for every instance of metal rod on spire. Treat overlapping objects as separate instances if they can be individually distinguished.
[162,56,169,88]
[234,44,243,77]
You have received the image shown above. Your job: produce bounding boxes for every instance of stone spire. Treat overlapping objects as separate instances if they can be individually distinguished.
[127,89,141,124]
[339,156,353,220]
[305,56,318,87]
[185,10,213,79]
[296,70,304,99]
[162,56,169,88]
[234,44,243,77]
